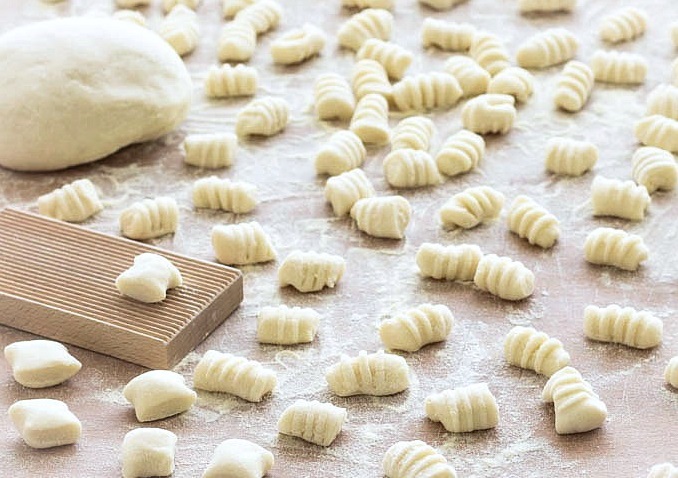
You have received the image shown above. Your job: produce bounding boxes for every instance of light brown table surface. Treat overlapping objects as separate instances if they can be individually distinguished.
[1,0,677,476]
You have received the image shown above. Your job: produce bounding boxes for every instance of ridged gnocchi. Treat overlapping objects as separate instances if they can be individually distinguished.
[234,0,282,35]
[435,129,485,176]
[383,149,443,188]
[599,7,648,43]
[222,0,257,18]
[204,64,257,98]
[158,5,200,57]
[584,227,648,271]
[461,94,516,135]
[392,72,463,112]
[337,8,393,51]
[416,243,483,281]
[211,221,276,265]
[119,197,179,240]
[316,130,366,177]
[192,176,258,213]
[635,115,678,153]
[439,185,505,229]
[278,250,346,292]
[554,61,594,112]
[545,138,598,176]
[383,440,457,478]
[590,176,650,221]
[193,350,277,402]
[379,303,454,352]
[391,116,436,151]
[278,400,346,447]
[351,59,393,101]
[162,0,200,12]
[591,50,648,84]
[421,18,475,52]
[443,56,490,97]
[583,304,662,349]
[487,67,534,103]
[183,133,238,168]
[631,147,678,193]
[425,383,499,432]
[236,96,289,137]
[257,305,320,344]
[314,74,355,121]
[516,28,578,69]
[474,254,535,301]
[350,93,390,144]
[508,195,560,249]
[469,31,510,76]
[270,23,326,65]
[324,168,375,216]
[38,178,103,223]
[646,84,678,120]
[504,325,570,376]
[217,20,257,62]
[518,0,576,13]
[325,350,409,396]
[356,39,413,80]
[350,195,412,239]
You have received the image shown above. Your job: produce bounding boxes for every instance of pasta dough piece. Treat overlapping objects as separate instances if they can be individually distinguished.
[342,0,393,9]
[379,303,454,352]
[4,340,81,388]
[665,357,678,388]
[278,250,346,292]
[474,254,535,301]
[234,0,282,35]
[545,137,598,176]
[123,370,196,422]
[516,28,578,69]
[37,178,103,223]
[646,84,678,120]
[648,463,678,478]
[113,10,147,27]
[419,0,466,10]
[518,0,576,13]
[487,67,534,103]
[507,195,560,249]
[270,24,326,65]
[324,168,375,216]
[382,149,443,188]
[217,21,257,62]
[325,350,409,396]
[425,383,499,432]
[222,0,257,18]
[277,400,347,447]
[599,7,648,43]
[504,325,570,376]
[392,72,463,112]
[351,59,393,101]
[203,439,274,478]
[383,440,457,478]
[122,428,177,478]
[439,185,505,229]
[337,8,393,51]
[391,116,436,151]
[435,129,485,177]
[314,74,355,121]
[422,19,475,52]
[584,227,648,271]
[158,5,200,57]
[316,131,367,177]
[542,366,607,434]
[635,115,678,153]
[469,31,510,76]
[591,50,647,84]
[8,399,81,449]
[461,94,516,135]
[554,61,594,112]
[192,176,258,213]
[632,146,678,193]
[193,350,277,402]
[119,197,179,240]
[211,221,276,265]
[583,304,662,349]
[163,0,200,12]
[356,39,413,80]
[236,96,289,137]
[590,176,650,221]
[350,195,412,239]
[443,56,490,97]
[416,243,483,281]
[350,93,390,144]
[204,64,257,98]
[256,305,320,344]
[183,133,238,168]
[116,253,183,303]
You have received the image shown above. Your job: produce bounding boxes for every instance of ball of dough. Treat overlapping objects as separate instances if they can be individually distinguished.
[0,17,192,171]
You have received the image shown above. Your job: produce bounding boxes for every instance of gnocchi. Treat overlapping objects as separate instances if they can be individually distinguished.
[383,149,443,188]
[204,64,257,98]
[474,254,535,301]
[635,115,678,153]
[383,440,457,478]
[435,129,485,177]
[278,250,346,292]
[590,175,650,221]
[119,197,179,240]
[544,137,598,176]
[314,74,355,121]
[648,463,678,478]
[203,439,274,478]
[443,56,490,97]
[391,116,436,151]
[316,130,367,176]
[236,96,289,137]
[351,59,393,101]
[504,325,570,376]
[38,178,103,223]
[518,0,576,13]
[487,67,534,103]
[425,383,499,432]
[325,350,409,396]
[192,176,258,213]
[439,185,505,229]
[123,370,196,422]
[342,0,393,9]
[193,350,277,402]
[356,39,413,80]
[461,94,516,135]
[183,133,238,168]
[583,304,662,349]
[234,0,282,35]
[416,242,483,281]
[270,23,326,65]
[421,18,475,52]
[516,28,578,69]
[469,31,510,76]
[419,0,466,11]
[507,195,560,249]
[646,84,678,120]
[256,305,320,344]
[591,50,648,84]
[584,227,648,271]
[392,72,463,112]
[554,61,594,112]
[278,400,347,447]
[631,146,678,193]
[115,253,183,303]
[222,0,257,18]
[599,7,648,44]
[158,5,200,57]
[211,221,276,265]
[217,20,257,62]
[350,195,412,239]
[162,0,200,12]
[379,303,454,352]
[8,399,81,449]
[350,93,390,144]
[337,8,393,51]
[665,357,678,389]
[324,168,375,216]
[4,340,81,388]
[122,428,177,478]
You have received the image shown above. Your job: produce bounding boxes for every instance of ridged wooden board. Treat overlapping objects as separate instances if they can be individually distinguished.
[0,208,243,369]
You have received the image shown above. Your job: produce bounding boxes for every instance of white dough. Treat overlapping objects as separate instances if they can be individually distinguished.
[4,340,82,388]
[122,428,177,478]
[8,399,82,449]
[115,253,183,303]
[0,18,191,171]
[123,370,197,422]
[202,439,274,478]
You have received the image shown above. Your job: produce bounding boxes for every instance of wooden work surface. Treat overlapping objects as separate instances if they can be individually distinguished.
[0,0,676,477]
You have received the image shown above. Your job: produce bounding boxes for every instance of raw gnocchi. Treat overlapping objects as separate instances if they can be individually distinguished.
[270,23,326,65]
[325,350,409,396]
[123,370,196,422]
[383,440,457,478]
[469,31,510,76]
[122,428,177,478]
[234,0,282,35]
[183,133,238,168]
[487,67,534,103]
[8,399,82,449]
[516,28,578,69]
[391,116,436,151]
[392,72,463,112]
[211,221,276,265]
[324,168,375,216]
[256,305,320,344]
[278,250,346,292]
[631,146,678,193]
[382,149,443,188]
[591,50,648,84]
[419,0,466,11]
[665,357,678,389]
[158,5,199,57]
[217,20,257,62]
[435,129,485,177]
[599,7,648,43]
[544,137,598,176]
[648,463,678,478]
[162,0,200,12]
[38,178,103,223]
[203,439,274,478]
[204,64,257,98]
[425,383,499,432]
[635,115,678,153]
[507,195,560,249]
[350,93,390,144]
[504,325,570,376]
[342,0,393,9]
[337,8,393,51]
[115,253,183,303]
[646,84,678,120]
[119,197,179,240]
[584,227,648,271]
[439,185,505,229]
[351,59,393,101]
[443,56,490,97]
[192,176,258,213]
[554,61,594,112]
[4,340,81,388]
[314,74,355,121]
[474,254,535,301]
[236,96,289,137]
[583,304,662,349]
[350,195,412,239]
[222,0,257,18]
[277,400,347,446]
[356,39,413,80]
[379,303,454,352]
[421,18,475,52]
[461,94,516,135]
[518,0,576,13]
[416,242,483,281]
[193,350,277,402]
[590,176,650,221]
